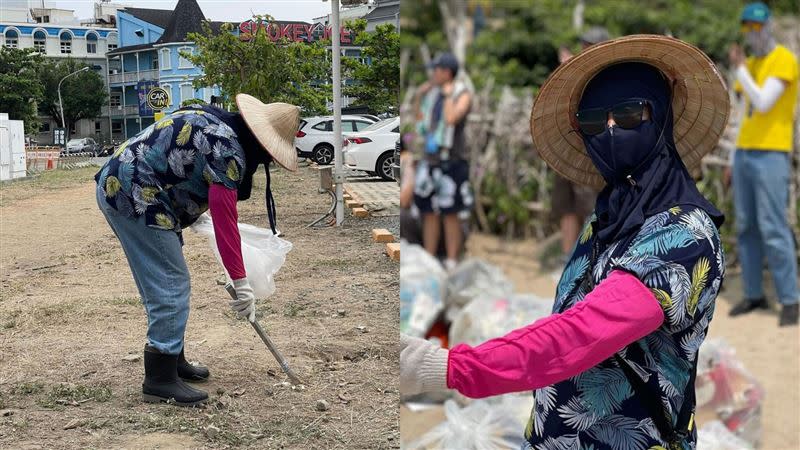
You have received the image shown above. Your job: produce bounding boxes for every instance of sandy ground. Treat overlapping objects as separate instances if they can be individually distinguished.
[401,233,800,449]
[0,165,399,449]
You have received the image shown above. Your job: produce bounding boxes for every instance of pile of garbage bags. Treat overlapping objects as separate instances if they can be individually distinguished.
[400,243,552,346]
[400,242,766,449]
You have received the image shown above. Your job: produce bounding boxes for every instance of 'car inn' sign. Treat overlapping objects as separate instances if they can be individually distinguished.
[238,20,355,44]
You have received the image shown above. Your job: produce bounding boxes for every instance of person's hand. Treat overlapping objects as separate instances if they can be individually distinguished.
[723,167,732,189]
[558,46,574,64]
[728,43,745,68]
[441,81,455,97]
[230,278,256,322]
[400,334,449,396]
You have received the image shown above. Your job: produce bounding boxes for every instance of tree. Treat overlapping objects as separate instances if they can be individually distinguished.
[402,0,751,93]
[181,98,206,107]
[343,19,400,114]
[0,47,44,133]
[185,16,332,115]
[38,58,106,138]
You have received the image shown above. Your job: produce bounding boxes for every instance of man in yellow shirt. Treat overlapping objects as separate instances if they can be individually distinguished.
[727,2,798,326]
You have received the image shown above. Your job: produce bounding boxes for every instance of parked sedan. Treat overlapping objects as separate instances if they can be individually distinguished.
[392,138,401,185]
[65,137,100,155]
[343,117,400,180]
[295,115,378,165]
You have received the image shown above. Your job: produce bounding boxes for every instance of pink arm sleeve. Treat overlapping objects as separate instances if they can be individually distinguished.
[447,270,665,399]
[208,184,246,280]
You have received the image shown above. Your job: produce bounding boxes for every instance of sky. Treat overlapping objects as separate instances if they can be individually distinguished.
[56,1,333,23]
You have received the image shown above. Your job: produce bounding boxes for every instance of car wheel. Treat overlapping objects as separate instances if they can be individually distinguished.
[313,144,334,165]
[376,151,395,181]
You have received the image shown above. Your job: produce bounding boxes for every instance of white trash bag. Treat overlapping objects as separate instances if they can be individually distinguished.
[400,242,447,337]
[190,213,292,299]
[450,293,553,347]
[407,399,523,450]
[697,420,754,450]
[446,259,514,309]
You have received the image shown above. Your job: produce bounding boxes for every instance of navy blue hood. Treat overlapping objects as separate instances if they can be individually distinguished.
[578,62,724,249]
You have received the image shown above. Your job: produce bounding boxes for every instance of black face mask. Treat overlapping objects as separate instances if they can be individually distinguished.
[583,112,665,182]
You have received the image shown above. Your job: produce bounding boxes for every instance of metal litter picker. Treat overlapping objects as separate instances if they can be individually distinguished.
[225,283,303,385]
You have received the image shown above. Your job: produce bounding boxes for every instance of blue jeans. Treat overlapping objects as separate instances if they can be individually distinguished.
[96,186,191,354]
[733,150,799,305]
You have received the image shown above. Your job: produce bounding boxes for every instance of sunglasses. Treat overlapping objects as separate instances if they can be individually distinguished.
[575,100,649,136]
[740,22,763,33]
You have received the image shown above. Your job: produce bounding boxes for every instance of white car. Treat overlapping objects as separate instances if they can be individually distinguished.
[65,137,100,155]
[343,117,400,180]
[295,115,378,165]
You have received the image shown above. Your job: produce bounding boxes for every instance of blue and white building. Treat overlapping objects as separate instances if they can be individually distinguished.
[106,0,223,140]
[0,1,119,144]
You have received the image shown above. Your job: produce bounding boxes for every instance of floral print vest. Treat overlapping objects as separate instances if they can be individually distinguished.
[524,205,724,450]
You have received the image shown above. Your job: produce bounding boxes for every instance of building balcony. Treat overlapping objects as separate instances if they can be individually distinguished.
[108,69,159,85]
[108,105,140,117]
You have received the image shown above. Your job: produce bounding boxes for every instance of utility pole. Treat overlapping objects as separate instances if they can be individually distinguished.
[58,66,90,135]
[331,0,344,226]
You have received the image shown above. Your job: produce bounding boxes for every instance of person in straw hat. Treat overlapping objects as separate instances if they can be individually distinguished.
[95,94,299,406]
[401,35,728,448]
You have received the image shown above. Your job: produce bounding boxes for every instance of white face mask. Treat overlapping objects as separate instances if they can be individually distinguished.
[745,21,775,57]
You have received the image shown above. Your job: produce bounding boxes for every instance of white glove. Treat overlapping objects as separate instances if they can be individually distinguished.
[230,278,256,322]
[400,334,449,396]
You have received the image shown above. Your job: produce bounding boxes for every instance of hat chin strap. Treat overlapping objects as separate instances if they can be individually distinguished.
[265,163,278,235]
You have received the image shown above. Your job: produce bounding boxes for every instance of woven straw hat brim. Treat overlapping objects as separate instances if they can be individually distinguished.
[530,34,730,189]
[236,94,300,172]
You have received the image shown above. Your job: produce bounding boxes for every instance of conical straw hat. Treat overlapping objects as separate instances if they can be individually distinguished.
[235,93,300,172]
[530,34,730,189]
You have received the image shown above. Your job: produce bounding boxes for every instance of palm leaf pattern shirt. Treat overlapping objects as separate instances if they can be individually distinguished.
[524,205,724,450]
[95,105,245,233]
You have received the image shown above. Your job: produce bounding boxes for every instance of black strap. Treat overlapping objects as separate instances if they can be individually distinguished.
[264,164,277,235]
[615,353,697,445]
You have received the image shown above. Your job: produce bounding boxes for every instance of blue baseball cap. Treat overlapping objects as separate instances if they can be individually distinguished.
[741,2,770,23]
[427,52,459,76]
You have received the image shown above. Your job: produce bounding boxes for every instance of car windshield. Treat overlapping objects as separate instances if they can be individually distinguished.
[362,118,396,132]
[67,139,81,145]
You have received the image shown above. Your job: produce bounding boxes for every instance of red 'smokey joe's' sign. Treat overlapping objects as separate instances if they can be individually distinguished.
[238,20,354,44]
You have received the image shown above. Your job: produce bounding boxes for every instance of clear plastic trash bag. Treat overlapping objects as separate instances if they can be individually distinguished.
[696,339,764,448]
[407,399,524,450]
[446,259,514,310]
[697,420,755,450]
[190,213,292,299]
[450,293,553,347]
[400,242,446,337]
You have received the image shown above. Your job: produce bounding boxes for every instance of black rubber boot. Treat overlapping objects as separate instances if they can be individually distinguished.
[779,304,799,327]
[142,345,208,407]
[177,347,210,382]
[728,297,769,317]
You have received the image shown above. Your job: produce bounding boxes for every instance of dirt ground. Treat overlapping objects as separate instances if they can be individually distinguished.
[0,165,399,449]
[403,233,799,449]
